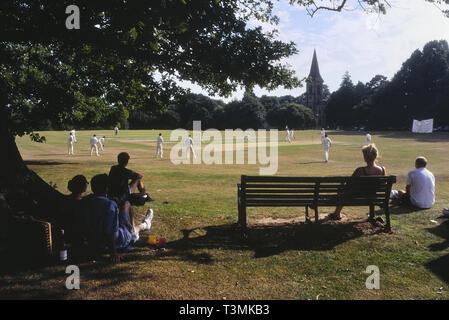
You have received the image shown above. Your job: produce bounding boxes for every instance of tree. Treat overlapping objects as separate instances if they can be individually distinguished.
[222,91,267,129]
[325,72,362,128]
[359,40,449,129]
[266,103,315,129]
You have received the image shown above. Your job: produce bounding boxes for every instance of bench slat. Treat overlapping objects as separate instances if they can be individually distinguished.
[245,176,394,183]
[245,187,389,193]
[246,201,386,206]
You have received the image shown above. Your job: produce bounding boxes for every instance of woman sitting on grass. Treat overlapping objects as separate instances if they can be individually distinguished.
[58,175,89,256]
[326,144,386,221]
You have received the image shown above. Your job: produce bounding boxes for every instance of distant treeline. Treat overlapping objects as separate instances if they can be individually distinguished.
[326,40,449,130]
[125,92,316,130]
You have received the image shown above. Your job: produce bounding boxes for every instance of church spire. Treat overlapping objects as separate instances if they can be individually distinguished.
[308,49,323,83]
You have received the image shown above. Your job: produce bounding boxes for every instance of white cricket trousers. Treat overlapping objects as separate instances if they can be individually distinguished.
[156,144,163,158]
[68,142,74,155]
[324,148,329,162]
[90,144,99,156]
[187,145,196,159]
[99,142,104,151]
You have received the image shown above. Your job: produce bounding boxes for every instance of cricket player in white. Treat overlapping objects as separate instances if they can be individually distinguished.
[114,126,119,136]
[185,135,196,160]
[322,134,332,162]
[289,128,295,141]
[68,132,75,155]
[70,129,77,143]
[90,134,99,157]
[285,126,291,142]
[98,136,106,151]
[156,133,164,158]
[366,133,372,145]
[320,128,326,142]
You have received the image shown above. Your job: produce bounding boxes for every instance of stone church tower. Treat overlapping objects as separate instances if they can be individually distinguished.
[306,50,326,128]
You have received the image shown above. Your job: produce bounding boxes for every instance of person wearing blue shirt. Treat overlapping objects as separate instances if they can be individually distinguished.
[84,174,153,263]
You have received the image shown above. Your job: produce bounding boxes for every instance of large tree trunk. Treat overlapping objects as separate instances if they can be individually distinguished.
[0,125,64,233]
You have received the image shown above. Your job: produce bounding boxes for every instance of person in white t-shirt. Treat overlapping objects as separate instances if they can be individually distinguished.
[366,132,372,145]
[114,126,119,136]
[156,133,164,158]
[322,134,332,162]
[90,134,99,157]
[98,136,106,151]
[70,129,77,143]
[185,135,196,160]
[68,132,75,155]
[391,157,435,209]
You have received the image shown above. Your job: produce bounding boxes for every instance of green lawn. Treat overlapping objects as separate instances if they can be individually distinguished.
[1,129,449,299]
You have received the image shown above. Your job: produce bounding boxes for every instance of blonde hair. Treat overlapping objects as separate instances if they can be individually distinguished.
[362,144,378,162]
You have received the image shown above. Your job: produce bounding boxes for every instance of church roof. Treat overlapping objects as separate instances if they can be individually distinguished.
[308,49,323,83]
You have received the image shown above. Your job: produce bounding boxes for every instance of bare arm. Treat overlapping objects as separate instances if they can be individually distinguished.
[406,185,411,194]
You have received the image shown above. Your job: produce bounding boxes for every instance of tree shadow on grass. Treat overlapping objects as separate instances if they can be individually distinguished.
[24,160,80,166]
[137,219,390,262]
[375,131,449,143]
[297,161,325,165]
[425,219,449,285]
[0,248,156,299]
[0,220,390,298]
[326,130,449,143]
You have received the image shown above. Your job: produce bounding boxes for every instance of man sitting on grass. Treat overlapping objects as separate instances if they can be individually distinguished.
[391,156,435,209]
[83,174,153,263]
[108,152,155,203]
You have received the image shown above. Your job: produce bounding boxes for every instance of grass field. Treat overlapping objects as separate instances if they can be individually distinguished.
[1,129,449,300]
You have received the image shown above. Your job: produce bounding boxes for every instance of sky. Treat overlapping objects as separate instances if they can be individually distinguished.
[182,0,449,102]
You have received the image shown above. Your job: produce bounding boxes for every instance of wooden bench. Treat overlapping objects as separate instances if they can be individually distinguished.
[237,175,397,231]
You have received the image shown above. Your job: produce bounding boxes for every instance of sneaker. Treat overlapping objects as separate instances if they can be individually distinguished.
[141,209,154,231]
[143,193,155,202]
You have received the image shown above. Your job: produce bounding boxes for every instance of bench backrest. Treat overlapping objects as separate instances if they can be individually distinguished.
[239,175,396,208]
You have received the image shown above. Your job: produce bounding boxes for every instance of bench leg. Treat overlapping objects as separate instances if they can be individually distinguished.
[385,206,391,232]
[305,206,310,223]
[238,206,247,229]
[314,207,319,223]
[369,204,375,220]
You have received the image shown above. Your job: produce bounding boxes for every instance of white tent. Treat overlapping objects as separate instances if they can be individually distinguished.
[412,119,433,133]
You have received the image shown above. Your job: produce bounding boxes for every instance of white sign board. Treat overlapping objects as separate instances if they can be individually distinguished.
[412,119,433,133]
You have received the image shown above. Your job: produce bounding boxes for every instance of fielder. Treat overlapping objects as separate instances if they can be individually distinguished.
[90,134,100,157]
[289,128,295,141]
[366,132,372,145]
[156,133,164,158]
[285,126,291,142]
[322,134,332,163]
[68,132,75,155]
[320,128,326,142]
[98,136,106,151]
[70,129,77,143]
[114,126,119,136]
[185,134,196,160]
